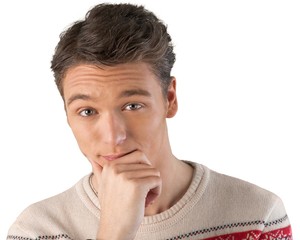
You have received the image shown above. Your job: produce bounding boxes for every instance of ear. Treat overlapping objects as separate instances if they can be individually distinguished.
[166,77,178,118]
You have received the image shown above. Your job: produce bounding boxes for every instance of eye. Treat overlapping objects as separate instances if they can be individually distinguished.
[79,108,96,117]
[124,103,143,111]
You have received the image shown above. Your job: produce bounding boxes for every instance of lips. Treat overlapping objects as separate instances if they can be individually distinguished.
[102,149,136,161]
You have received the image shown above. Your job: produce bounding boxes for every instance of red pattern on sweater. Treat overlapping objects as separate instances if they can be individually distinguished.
[203,225,292,240]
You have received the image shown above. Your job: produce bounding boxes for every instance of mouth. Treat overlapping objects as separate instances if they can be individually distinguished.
[102,149,136,161]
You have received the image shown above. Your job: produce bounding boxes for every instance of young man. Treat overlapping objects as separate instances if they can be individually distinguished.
[7,3,292,240]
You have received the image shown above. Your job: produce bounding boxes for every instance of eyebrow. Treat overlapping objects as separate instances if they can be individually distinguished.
[67,94,91,106]
[118,89,151,98]
[67,88,151,106]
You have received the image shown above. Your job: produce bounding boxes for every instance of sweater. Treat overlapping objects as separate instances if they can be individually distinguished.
[7,162,292,240]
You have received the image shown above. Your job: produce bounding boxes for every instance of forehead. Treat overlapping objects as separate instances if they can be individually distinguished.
[64,62,155,83]
[62,62,162,102]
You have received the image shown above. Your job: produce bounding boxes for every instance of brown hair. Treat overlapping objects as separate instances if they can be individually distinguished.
[51,3,176,98]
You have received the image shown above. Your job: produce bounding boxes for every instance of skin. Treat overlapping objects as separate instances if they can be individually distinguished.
[63,62,193,239]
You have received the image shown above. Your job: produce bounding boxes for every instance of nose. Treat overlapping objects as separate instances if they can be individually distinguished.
[99,112,127,146]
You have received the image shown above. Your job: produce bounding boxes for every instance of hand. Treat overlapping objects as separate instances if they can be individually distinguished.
[91,150,162,240]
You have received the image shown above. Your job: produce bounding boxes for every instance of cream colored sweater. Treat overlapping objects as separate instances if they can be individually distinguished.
[7,163,292,240]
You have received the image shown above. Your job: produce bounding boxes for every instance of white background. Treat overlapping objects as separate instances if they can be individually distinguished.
[0,0,299,238]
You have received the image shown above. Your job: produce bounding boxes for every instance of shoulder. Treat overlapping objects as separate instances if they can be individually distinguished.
[192,163,287,220]
[187,162,291,237]
[208,166,280,202]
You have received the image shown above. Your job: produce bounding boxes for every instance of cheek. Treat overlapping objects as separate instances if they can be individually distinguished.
[69,122,93,154]
[131,113,166,147]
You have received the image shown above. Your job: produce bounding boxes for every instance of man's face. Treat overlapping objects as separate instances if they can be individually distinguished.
[63,62,177,168]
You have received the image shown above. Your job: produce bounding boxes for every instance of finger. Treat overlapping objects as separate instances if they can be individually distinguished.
[113,163,158,174]
[138,176,162,207]
[145,188,160,207]
[117,167,161,179]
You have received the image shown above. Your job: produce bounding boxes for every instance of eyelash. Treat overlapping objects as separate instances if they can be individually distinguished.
[78,103,143,117]
[123,103,143,111]
[78,108,96,117]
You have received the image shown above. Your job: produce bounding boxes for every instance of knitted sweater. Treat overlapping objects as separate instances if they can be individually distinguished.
[7,162,292,240]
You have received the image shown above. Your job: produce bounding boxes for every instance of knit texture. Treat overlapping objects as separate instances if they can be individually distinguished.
[7,162,292,240]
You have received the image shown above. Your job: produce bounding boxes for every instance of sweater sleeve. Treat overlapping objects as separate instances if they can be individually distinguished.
[259,197,292,239]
